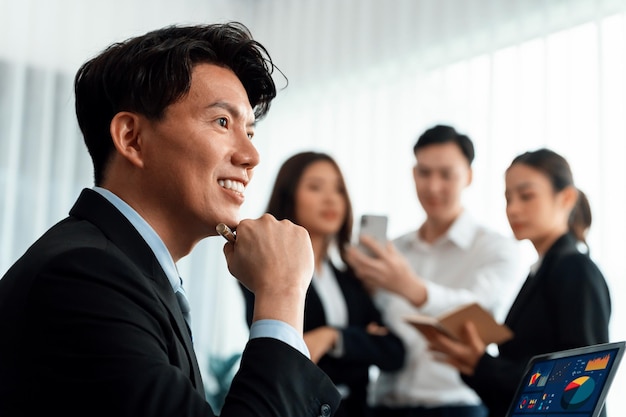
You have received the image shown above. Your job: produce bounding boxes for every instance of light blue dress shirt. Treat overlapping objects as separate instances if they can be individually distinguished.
[92,187,309,357]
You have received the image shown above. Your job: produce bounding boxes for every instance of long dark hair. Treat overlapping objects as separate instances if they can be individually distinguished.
[508,148,590,245]
[266,152,353,263]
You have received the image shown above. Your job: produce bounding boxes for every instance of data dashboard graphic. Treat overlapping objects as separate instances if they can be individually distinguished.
[561,376,596,409]
[585,354,610,372]
[507,342,624,417]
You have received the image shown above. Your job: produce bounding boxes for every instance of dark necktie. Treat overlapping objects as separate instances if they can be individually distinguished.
[175,278,192,327]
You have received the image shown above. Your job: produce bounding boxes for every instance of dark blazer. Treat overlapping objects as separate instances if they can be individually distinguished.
[462,233,611,417]
[241,264,405,417]
[0,189,340,417]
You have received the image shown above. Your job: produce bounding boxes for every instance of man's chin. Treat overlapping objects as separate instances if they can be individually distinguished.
[217,213,241,229]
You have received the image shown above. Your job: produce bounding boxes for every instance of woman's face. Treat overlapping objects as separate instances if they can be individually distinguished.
[505,163,570,250]
[294,160,347,239]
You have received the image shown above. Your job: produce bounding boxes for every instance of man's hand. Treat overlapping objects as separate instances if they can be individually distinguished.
[222,214,314,334]
[345,235,428,307]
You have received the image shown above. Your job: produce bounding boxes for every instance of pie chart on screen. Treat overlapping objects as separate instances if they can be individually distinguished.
[561,376,595,410]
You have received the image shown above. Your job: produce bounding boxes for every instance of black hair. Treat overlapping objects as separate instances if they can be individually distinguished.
[509,148,590,244]
[74,22,278,185]
[413,124,475,165]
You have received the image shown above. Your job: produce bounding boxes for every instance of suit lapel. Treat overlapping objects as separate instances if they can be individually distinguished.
[305,283,326,330]
[505,272,541,328]
[150,267,204,390]
[69,189,204,391]
[505,234,576,328]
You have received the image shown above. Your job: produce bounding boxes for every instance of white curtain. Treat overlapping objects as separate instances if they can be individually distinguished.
[2,0,625,412]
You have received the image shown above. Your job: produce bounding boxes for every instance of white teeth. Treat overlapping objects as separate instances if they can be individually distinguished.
[219,179,244,194]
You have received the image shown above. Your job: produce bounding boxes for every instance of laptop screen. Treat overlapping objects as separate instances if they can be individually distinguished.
[507,341,624,417]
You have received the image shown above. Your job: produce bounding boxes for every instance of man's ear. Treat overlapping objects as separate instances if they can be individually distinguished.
[109,112,145,168]
[466,167,473,187]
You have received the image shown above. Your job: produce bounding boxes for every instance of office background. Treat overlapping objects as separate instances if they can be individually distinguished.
[1,0,625,413]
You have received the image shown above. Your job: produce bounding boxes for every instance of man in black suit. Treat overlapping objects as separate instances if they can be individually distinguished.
[0,22,340,417]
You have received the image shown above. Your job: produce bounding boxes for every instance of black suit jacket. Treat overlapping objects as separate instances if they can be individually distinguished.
[462,233,611,417]
[0,189,340,417]
[241,263,405,417]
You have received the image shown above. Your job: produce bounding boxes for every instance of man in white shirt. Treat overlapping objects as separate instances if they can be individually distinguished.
[345,125,521,417]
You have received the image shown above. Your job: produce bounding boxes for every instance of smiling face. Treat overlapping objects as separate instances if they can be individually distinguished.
[413,142,472,224]
[505,163,572,254]
[294,160,348,240]
[115,63,259,255]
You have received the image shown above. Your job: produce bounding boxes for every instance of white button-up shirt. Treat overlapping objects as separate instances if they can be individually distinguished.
[371,210,522,407]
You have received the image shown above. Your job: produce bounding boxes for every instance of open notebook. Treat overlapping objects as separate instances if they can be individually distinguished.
[506,341,625,417]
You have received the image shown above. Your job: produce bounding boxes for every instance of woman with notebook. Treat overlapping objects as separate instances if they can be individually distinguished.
[422,148,611,417]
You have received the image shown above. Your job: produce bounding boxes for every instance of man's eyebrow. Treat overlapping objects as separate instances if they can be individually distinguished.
[208,101,256,127]
[416,164,453,170]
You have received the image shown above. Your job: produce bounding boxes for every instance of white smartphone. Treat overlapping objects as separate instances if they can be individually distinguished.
[357,214,388,256]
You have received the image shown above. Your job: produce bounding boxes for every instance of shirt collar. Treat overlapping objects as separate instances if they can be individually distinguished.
[445,210,477,250]
[92,187,181,292]
[416,209,477,250]
[529,256,543,276]
[313,259,334,281]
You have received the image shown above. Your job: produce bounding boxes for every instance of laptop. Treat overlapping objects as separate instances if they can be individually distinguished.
[506,341,625,417]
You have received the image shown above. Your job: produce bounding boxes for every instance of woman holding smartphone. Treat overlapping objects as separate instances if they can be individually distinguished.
[240,151,405,417]
[421,148,611,417]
